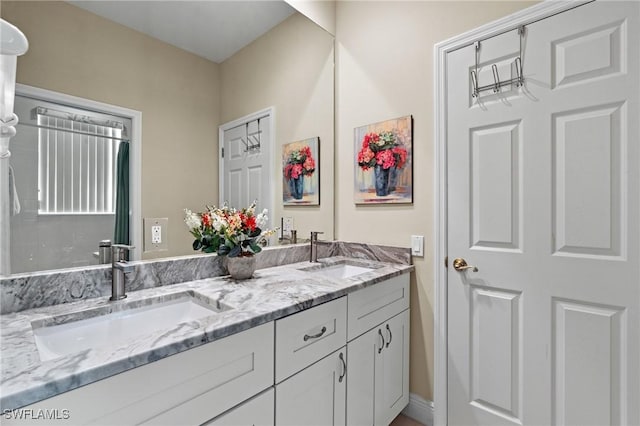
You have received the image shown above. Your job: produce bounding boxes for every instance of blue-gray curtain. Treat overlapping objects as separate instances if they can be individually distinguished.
[113,141,129,245]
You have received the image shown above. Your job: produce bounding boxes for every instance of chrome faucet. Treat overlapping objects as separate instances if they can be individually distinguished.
[310,231,324,263]
[279,229,297,245]
[110,244,134,301]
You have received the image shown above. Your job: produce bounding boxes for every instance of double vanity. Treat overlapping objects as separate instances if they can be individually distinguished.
[0,243,413,425]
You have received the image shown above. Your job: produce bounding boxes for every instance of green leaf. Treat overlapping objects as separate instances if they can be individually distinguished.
[248,228,261,238]
[229,245,242,258]
[250,243,262,254]
[217,245,230,256]
[192,240,203,251]
[203,245,216,253]
[211,234,221,250]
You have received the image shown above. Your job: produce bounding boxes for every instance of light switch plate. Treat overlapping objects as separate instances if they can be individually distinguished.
[144,218,168,252]
[411,235,424,257]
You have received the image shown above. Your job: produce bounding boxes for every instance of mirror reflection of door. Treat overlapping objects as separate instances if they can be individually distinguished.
[221,113,272,230]
[10,94,131,273]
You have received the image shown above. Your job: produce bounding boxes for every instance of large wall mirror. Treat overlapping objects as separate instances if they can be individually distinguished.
[1,0,334,275]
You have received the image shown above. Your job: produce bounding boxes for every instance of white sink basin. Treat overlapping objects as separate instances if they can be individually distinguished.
[32,292,230,361]
[308,263,374,279]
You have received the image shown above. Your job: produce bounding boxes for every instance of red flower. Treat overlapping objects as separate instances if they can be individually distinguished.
[362,133,379,149]
[244,215,257,231]
[201,213,211,228]
[291,164,303,179]
[303,156,315,173]
[376,149,396,169]
[392,146,408,169]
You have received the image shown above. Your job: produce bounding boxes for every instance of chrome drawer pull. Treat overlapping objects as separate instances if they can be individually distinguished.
[338,352,346,383]
[378,329,385,354]
[386,324,392,348]
[303,326,327,341]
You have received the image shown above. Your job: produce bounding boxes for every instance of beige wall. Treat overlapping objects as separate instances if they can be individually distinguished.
[334,0,536,401]
[220,13,334,240]
[1,1,221,259]
[285,0,336,35]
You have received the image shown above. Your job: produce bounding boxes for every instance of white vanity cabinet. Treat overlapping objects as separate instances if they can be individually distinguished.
[6,270,412,426]
[205,389,274,426]
[346,275,411,426]
[5,322,274,426]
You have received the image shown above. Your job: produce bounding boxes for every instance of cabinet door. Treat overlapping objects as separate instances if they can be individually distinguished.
[205,388,274,426]
[275,348,347,426]
[346,326,380,425]
[375,309,410,426]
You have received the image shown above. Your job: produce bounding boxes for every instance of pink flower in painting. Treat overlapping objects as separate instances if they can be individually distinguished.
[303,156,315,173]
[392,146,408,169]
[357,147,375,170]
[290,164,303,179]
[376,149,396,170]
[362,133,379,149]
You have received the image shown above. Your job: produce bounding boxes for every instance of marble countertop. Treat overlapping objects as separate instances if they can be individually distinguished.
[0,256,413,410]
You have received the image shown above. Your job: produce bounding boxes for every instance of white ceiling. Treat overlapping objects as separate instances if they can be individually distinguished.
[68,1,296,63]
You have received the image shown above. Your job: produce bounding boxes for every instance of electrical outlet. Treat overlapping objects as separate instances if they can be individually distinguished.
[144,218,168,252]
[151,225,162,244]
[283,217,294,233]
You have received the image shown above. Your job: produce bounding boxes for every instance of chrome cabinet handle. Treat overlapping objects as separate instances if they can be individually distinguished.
[453,258,478,272]
[304,326,327,341]
[378,329,385,354]
[385,324,392,348]
[338,352,346,383]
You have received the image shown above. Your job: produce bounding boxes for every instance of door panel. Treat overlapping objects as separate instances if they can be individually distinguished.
[469,286,521,423]
[552,102,625,258]
[223,117,271,214]
[552,299,626,426]
[470,121,522,251]
[447,2,639,425]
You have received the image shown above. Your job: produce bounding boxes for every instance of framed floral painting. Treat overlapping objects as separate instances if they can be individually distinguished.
[283,137,319,205]
[354,116,413,204]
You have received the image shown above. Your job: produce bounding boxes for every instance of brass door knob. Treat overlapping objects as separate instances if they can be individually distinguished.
[453,258,478,272]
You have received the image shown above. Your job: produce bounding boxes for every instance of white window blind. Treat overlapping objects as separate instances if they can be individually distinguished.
[37,113,122,214]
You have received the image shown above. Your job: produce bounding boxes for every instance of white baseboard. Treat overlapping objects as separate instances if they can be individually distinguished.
[402,393,434,426]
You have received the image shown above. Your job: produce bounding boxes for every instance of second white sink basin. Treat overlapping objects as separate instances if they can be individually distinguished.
[307,263,374,279]
[32,292,230,361]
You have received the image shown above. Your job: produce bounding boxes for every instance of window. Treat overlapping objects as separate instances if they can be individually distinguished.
[36,106,126,214]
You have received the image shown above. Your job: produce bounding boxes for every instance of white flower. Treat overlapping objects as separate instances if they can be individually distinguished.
[184,209,201,230]
[212,215,226,232]
[256,208,269,228]
[246,200,257,215]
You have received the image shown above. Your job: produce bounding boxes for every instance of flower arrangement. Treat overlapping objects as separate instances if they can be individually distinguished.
[284,145,316,180]
[184,201,276,257]
[357,131,408,171]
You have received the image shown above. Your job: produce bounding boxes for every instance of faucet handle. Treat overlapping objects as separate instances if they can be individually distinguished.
[111,244,135,262]
[112,244,135,250]
[310,231,324,239]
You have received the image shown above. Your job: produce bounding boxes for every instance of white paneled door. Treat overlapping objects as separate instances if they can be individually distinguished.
[446,2,639,425]
[222,115,271,213]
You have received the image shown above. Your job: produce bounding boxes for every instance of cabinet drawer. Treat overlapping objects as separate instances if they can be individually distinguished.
[7,322,274,426]
[204,388,274,426]
[275,297,347,383]
[347,274,410,341]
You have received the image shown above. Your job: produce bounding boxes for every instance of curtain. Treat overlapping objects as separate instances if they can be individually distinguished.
[113,141,129,245]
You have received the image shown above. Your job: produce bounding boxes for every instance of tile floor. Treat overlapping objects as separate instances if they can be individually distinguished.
[390,414,425,426]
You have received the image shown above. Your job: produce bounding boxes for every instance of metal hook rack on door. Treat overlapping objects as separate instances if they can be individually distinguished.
[470,26,525,98]
[242,118,262,152]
